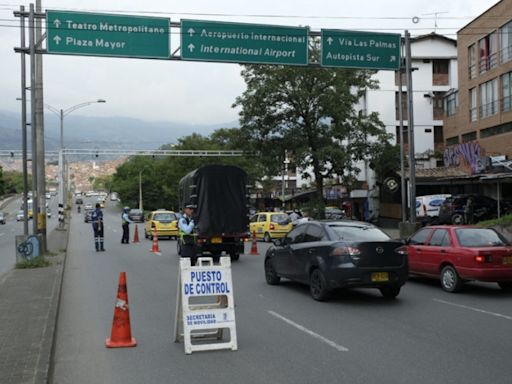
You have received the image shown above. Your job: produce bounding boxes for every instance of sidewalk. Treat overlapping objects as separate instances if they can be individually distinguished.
[0,226,68,384]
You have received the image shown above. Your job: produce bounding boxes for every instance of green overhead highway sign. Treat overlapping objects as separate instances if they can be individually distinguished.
[181,20,309,65]
[321,30,400,70]
[46,10,170,59]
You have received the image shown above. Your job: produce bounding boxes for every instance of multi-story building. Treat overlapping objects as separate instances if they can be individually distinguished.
[444,0,512,164]
[440,0,512,202]
[357,33,458,219]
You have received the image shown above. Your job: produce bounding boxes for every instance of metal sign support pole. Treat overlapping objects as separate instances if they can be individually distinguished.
[35,0,47,251]
[398,47,406,223]
[405,30,416,224]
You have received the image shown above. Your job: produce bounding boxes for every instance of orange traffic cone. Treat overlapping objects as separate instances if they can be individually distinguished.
[150,227,161,254]
[106,272,137,348]
[249,230,259,255]
[133,224,140,243]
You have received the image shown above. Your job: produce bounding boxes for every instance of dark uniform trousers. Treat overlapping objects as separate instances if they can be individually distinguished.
[93,222,104,251]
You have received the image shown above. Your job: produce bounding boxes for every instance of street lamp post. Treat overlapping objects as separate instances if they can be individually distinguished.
[45,99,106,229]
[282,153,290,210]
[139,171,143,211]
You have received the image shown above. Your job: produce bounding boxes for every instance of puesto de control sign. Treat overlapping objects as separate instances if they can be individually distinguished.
[46,10,170,58]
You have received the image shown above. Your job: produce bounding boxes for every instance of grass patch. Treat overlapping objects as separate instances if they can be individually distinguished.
[16,256,50,269]
[45,250,59,257]
[477,213,512,227]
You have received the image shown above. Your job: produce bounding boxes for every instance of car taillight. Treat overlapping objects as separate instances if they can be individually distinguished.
[330,246,360,257]
[475,253,492,263]
[269,223,275,230]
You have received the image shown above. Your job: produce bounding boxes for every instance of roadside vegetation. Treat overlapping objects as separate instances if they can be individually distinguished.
[16,256,49,269]
[477,213,512,227]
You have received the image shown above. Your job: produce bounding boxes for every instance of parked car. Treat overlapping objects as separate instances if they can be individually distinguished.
[264,220,408,301]
[406,225,512,292]
[0,212,5,224]
[128,208,144,223]
[416,194,451,223]
[84,209,94,223]
[84,203,93,210]
[249,212,292,242]
[438,194,499,225]
[75,198,83,205]
[325,206,345,220]
[144,210,178,239]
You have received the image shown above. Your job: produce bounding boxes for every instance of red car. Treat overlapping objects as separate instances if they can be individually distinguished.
[406,225,512,292]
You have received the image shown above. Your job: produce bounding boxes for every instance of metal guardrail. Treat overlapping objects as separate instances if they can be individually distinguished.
[0,149,246,158]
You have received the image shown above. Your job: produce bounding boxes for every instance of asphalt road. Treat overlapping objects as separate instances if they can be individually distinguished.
[52,201,512,384]
[0,194,58,277]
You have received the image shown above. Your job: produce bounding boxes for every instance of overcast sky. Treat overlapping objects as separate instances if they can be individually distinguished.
[0,0,500,125]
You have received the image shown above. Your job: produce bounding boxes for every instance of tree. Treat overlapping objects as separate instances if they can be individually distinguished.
[0,166,4,196]
[233,44,392,215]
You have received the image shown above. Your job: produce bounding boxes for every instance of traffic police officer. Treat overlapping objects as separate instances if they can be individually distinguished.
[91,203,105,251]
[178,202,197,265]
[121,206,134,243]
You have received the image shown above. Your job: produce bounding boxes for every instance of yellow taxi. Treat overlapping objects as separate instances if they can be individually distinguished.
[144,210,179,240]
[249,212,293,242]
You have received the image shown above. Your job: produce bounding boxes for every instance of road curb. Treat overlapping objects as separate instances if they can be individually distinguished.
[40,225,70,383]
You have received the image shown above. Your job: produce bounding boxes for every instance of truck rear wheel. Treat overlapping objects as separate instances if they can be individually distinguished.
[264,232,271,243]
[230,253,240,261]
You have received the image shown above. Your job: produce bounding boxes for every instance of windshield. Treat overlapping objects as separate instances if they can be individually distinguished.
[271,214,290,224]
[455,228,508,247]
[153,213,176,222]
[329,225,391,242]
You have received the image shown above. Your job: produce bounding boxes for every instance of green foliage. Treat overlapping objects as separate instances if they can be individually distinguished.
[369,142,401,182]
[110,128,260,211]
[232,43,392,203]
[93,175,112,191]
[0,166,4,196]
[2,170,32,194]
[477,214,512,228]
[16,256,49,269]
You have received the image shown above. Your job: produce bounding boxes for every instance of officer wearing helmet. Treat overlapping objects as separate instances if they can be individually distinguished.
[121,206,134,244]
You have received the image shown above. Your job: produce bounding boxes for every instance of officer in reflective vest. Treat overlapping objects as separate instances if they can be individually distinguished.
[178,202,197,265]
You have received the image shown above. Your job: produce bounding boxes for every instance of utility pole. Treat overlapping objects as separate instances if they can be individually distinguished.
[405,30,416,224]
[28,3,38,238]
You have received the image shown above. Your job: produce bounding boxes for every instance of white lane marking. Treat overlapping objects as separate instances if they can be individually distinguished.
[433,299,512,321]
[268,310,349,352]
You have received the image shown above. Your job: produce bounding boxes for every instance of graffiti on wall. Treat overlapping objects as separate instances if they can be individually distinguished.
[443,141,486,174]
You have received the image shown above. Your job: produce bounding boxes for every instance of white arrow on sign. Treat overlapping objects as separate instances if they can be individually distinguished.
[188,43,195,52]
[327,37,333,46]
[390,56,396,62]
[53,19,61,28]
[188,28,195,37]
[53,35,61,45]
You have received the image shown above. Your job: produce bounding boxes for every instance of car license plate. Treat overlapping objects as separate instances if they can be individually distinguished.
[371,272,389,282]
[211,237,222,244]
[503,256,512,265]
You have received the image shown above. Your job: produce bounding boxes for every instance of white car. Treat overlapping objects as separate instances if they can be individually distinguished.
[84,203,93,210]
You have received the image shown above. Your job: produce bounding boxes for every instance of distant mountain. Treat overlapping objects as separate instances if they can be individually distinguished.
[0,110,239,151]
